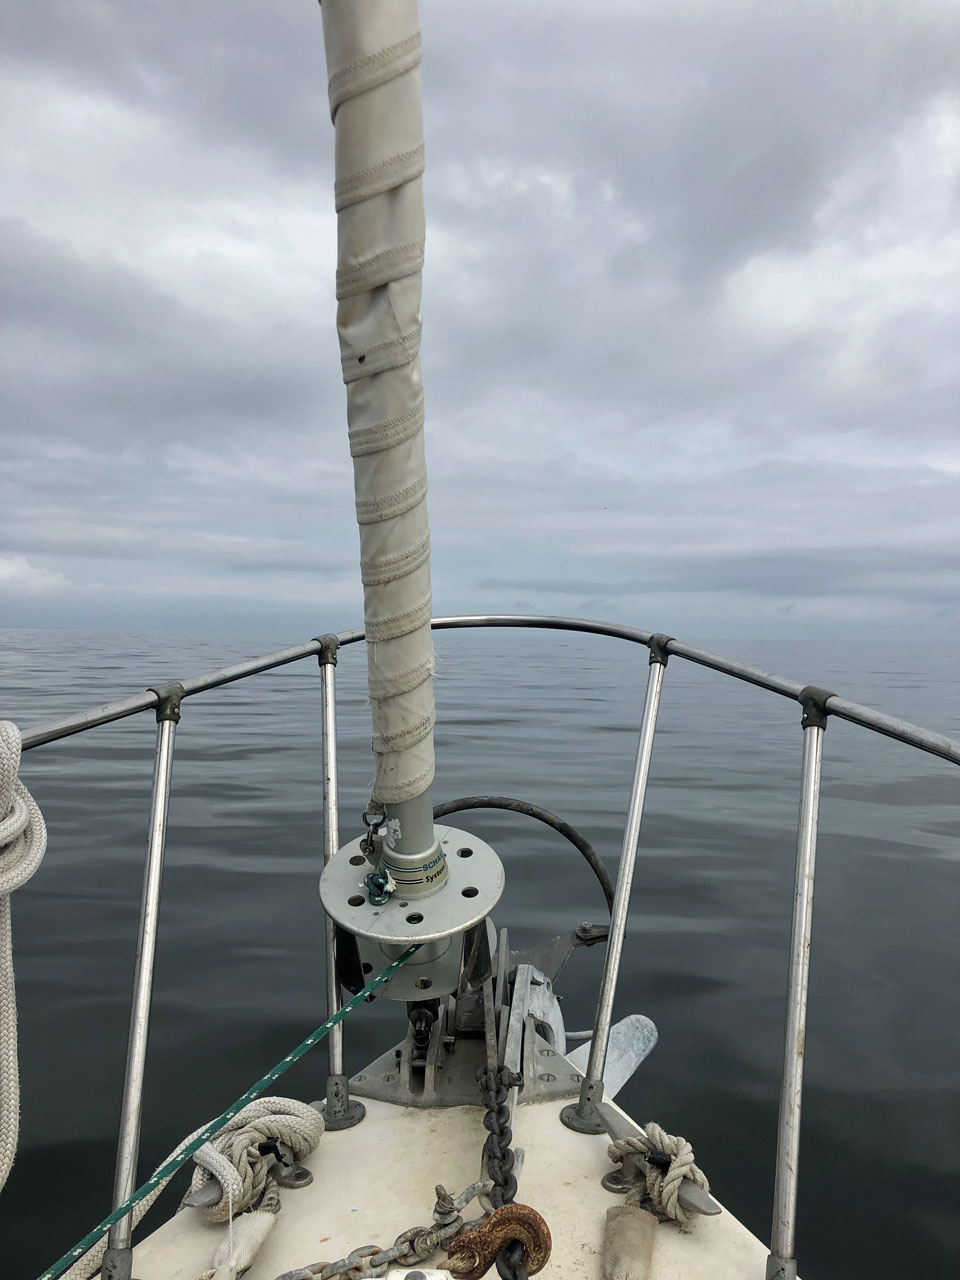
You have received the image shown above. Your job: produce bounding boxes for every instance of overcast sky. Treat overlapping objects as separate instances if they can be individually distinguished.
[2,0,958,643]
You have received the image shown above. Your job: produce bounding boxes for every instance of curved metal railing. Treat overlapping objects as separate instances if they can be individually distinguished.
[20,614,960,764]
[11,615,960,1279]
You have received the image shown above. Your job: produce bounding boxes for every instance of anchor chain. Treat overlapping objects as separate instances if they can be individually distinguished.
[478,1067,523,1210]
[274,1180,491,1280]
[466,1067,551,1280]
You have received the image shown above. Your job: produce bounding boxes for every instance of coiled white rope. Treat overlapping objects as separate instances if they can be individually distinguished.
[607,1123,710,1226]
[192,1098,322,1279]
[60,1098,324,1280]
[0,721,47,1192]
[188,1096,324,1224]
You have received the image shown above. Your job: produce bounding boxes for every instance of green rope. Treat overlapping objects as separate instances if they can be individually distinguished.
[37,943,420,1280]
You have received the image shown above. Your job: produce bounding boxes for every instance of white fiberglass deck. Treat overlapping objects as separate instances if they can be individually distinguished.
[130,1095,768,1280]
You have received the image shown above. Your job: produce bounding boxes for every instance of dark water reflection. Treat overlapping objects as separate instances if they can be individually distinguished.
[1,626,958,1277]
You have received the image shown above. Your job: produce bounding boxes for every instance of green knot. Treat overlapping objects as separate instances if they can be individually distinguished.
[364,869,391,906]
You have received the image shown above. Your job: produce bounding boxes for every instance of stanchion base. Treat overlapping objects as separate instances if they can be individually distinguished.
[321,1097,366,1130]
[316,1074,366,1130]
[559,1099,607,1134]
[102,1246,136,1280]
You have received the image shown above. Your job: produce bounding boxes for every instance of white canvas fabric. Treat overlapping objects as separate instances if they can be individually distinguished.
[322,0,435,805]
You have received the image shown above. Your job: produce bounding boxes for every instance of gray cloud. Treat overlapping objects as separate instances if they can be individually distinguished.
[1,0,958,640]
[0,217,332,440]
[482,545,960,603]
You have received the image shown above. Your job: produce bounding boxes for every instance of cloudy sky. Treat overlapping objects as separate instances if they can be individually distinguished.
[2,0,958,641]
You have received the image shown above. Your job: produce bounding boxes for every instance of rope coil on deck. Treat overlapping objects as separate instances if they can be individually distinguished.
[190,1099,324,1280]
[188,1098,324,1224]
[0,721,47,1192]
[607,1124,710,1226]
[57,1099,325,1280]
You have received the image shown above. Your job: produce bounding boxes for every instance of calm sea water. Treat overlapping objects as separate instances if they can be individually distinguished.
[1,624,958,1277]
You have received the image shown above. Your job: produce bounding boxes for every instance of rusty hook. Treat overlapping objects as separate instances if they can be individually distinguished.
[446,1203,551,1280]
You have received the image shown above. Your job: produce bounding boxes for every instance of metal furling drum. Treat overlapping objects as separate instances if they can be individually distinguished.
[319,823,504,1001]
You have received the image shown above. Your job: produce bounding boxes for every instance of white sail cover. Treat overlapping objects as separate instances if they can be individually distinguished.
[322,0,435,806]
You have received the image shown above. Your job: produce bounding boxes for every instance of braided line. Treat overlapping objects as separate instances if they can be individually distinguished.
[607,1122,710,1225]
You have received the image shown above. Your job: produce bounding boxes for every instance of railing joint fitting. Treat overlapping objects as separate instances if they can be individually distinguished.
[315,633,340,667]
[146,681,185,724]
[797,685,836,732]
[647,633,675,667]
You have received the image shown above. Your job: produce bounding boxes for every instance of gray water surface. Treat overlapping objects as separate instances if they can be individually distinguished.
[1,625,958,1278]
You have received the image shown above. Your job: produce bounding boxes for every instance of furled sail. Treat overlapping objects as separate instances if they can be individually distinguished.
[321,0,434,809]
